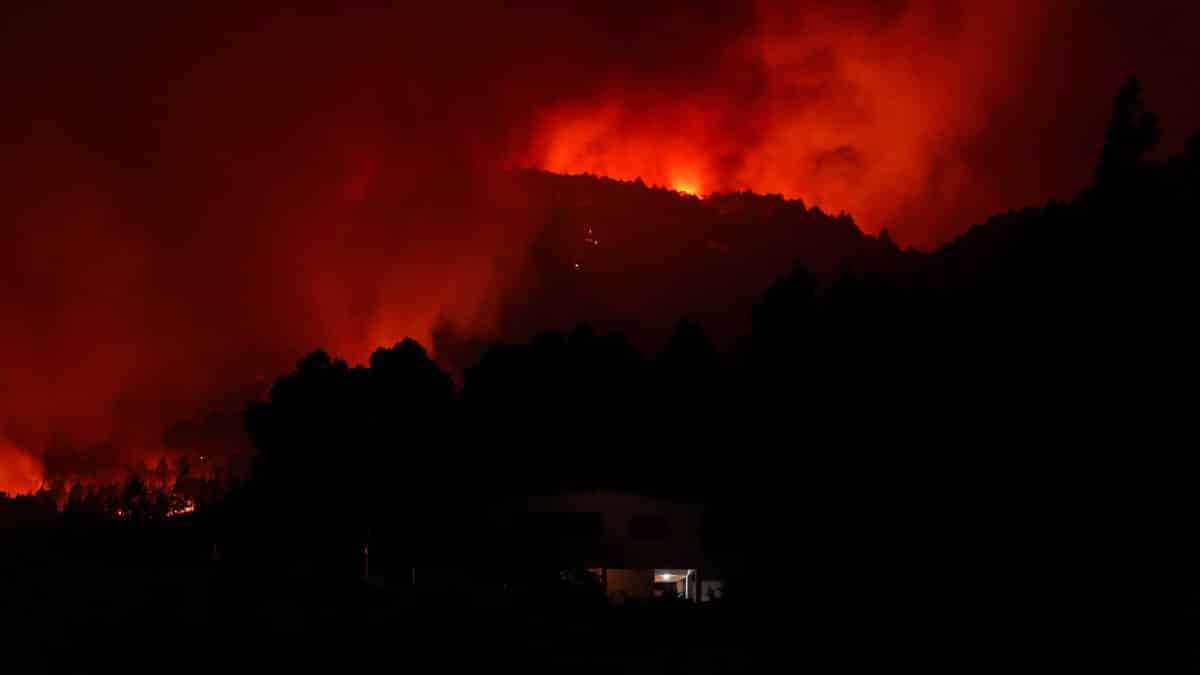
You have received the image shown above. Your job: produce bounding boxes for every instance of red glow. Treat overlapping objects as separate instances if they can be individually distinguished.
[0,436,41,496]
[519,2,1048,242]
[1,2,1198,485]
[520,2,1200,247]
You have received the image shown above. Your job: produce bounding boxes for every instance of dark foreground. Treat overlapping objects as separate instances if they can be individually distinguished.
[1,520,747,674]
[3,514,1182,674]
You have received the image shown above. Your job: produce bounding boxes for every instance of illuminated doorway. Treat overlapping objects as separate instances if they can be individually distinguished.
[653,568,697,601]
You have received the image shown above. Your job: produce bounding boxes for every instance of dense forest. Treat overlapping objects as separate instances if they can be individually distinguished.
[248,76,1192,502]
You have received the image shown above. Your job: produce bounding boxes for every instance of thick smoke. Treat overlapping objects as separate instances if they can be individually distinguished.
[1,1,1198,478]
[526,0,1200,246]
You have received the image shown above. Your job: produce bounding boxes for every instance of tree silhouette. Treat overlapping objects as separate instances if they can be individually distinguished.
[216,77,1200,600]
[1097,76,1161,185]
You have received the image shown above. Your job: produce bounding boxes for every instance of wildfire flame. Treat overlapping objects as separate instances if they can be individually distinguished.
[673,182,699,197]
[166,498,196,518]
[1,443,218,522]
[0,437,41,496]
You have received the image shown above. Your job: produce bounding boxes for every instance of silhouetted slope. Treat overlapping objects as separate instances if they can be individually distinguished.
[472,170,912,354]
[481,78,1194,364]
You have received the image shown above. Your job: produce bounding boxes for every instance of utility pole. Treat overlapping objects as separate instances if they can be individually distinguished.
[363,527,371,582]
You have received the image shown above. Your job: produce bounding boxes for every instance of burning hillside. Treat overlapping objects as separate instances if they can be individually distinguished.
[1,1,1198,495]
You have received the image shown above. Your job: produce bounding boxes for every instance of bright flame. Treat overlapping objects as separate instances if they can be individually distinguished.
[673,182,698,197]
[166,497,196,518]
[668,168,702,197]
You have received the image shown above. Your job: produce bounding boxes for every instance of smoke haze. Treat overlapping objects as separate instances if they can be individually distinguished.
[2,1,1197,485]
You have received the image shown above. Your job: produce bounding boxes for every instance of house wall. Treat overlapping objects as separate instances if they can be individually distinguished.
[700,579,724,602]
[487,490,735,603]
[603,568,654,602]
[509,490,707,569]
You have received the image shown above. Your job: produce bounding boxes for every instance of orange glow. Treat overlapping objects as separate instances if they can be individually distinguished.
[166,498,196,518]
[527,98,721,203]
[671,179,700,197]
[0,436,41,496]
[517,2,1077,247]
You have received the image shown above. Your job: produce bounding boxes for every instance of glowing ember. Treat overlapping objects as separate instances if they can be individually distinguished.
[166,498,196,518]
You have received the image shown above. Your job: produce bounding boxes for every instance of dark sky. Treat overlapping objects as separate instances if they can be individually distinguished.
[2,1,1198,488]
